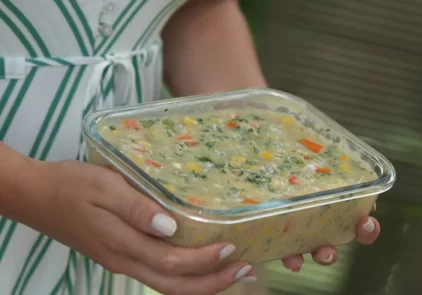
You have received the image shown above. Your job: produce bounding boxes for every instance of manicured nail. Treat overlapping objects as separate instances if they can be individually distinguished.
[320,254,334,264]
[219,244,235,260]
[237,276,257,283]
[363,218,375,233]
[152,213,177,236]
[372,203,377,212]
[235,265,253,281]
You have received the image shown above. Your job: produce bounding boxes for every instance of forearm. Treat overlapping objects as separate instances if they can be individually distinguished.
[162,0,267,97]
[0,142,39,220]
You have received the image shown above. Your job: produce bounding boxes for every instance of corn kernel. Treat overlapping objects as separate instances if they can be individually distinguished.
[183,116,198,125]
[164,185,176,192]
[232,226,240,233]
[281,115,296,125]
[340,154,349,161]
[239,191,246,197]
[343,166,351,173]
[264,225,274,234]
[232,155,246,164]
[131,157,143,166]
[340,163,351,173]
[137,140,150,147]
[187,162,201,173]
[261,151,273,160]
[249,239,256,246]
[319,216,327,223]
[194,235,202,242]
[213,118,222,124]
[111,130,117,134]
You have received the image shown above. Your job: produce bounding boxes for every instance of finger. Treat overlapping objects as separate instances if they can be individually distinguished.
[311,247,338,266]
[101,181,178,238]
[356,216,380,244]
[371,202,376,213]
[101,209,236,276]
[281,254,304,272]
[125,258,256,295]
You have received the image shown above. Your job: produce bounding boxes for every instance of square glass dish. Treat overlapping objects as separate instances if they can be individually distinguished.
[83,88,395,266]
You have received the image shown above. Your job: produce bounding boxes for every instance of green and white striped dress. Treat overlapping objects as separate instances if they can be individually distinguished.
[0,0,184,294]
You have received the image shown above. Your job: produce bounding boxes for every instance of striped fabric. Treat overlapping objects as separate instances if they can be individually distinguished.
[0,1,184,294]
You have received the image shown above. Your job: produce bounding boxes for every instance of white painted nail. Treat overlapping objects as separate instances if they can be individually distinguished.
[152,213,177,236]
[320,254,334,264]
[219,244,235,260]
[363,218,375,233]
[237,276,257,283]
[235,265,252,281]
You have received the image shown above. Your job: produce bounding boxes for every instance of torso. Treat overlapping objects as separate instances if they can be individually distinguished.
[0,1,184,294]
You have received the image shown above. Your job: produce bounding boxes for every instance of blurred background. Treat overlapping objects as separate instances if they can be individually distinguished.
[240,0,422,294]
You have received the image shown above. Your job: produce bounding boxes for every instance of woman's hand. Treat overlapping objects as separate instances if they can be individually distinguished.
[281,208,380,272]
[12,160,255,295]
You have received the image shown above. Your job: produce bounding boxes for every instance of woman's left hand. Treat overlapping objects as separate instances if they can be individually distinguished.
[281,207,380,271]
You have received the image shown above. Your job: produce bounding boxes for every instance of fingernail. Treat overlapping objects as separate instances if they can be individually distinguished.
[372,203,377,212]
[237,276,257,283]
[235,265,252,281]
[363,218,375,233]
[152,213,177,236]
[219,244,236,260]
[320,254,334,264]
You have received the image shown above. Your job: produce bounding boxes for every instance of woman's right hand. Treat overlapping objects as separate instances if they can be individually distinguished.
[10,159,255,295]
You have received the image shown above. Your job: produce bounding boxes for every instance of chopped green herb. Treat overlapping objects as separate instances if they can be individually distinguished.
[245,173,271,185]
[109,125,116,131]
[164,108,169,112]
[166,130,173,137]
[197,157,214,163]
[252,115,262,120]
[279,160,292,171]
[253,146,260,154]
[162,119,174,127]
[141,119,156,128]
[197,118,204,124]
[245,160,258,165]
[192,170,207,179]
[205,141,216,148]
[319,205,331,216]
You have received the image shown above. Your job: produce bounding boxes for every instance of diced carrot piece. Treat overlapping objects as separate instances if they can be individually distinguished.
[131,146,145,153]
[241,198,261,205]
[145,159,161,168]
[174,134,193,140]
[234,114,241,119]
[184,141,199,147]
[288,176,300,185]
[123,119,141,130]
[299,138,323,153]
[187,197,206,206]
[316,167,331,174]
[226,121,238,128]
[282,223,289,233]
